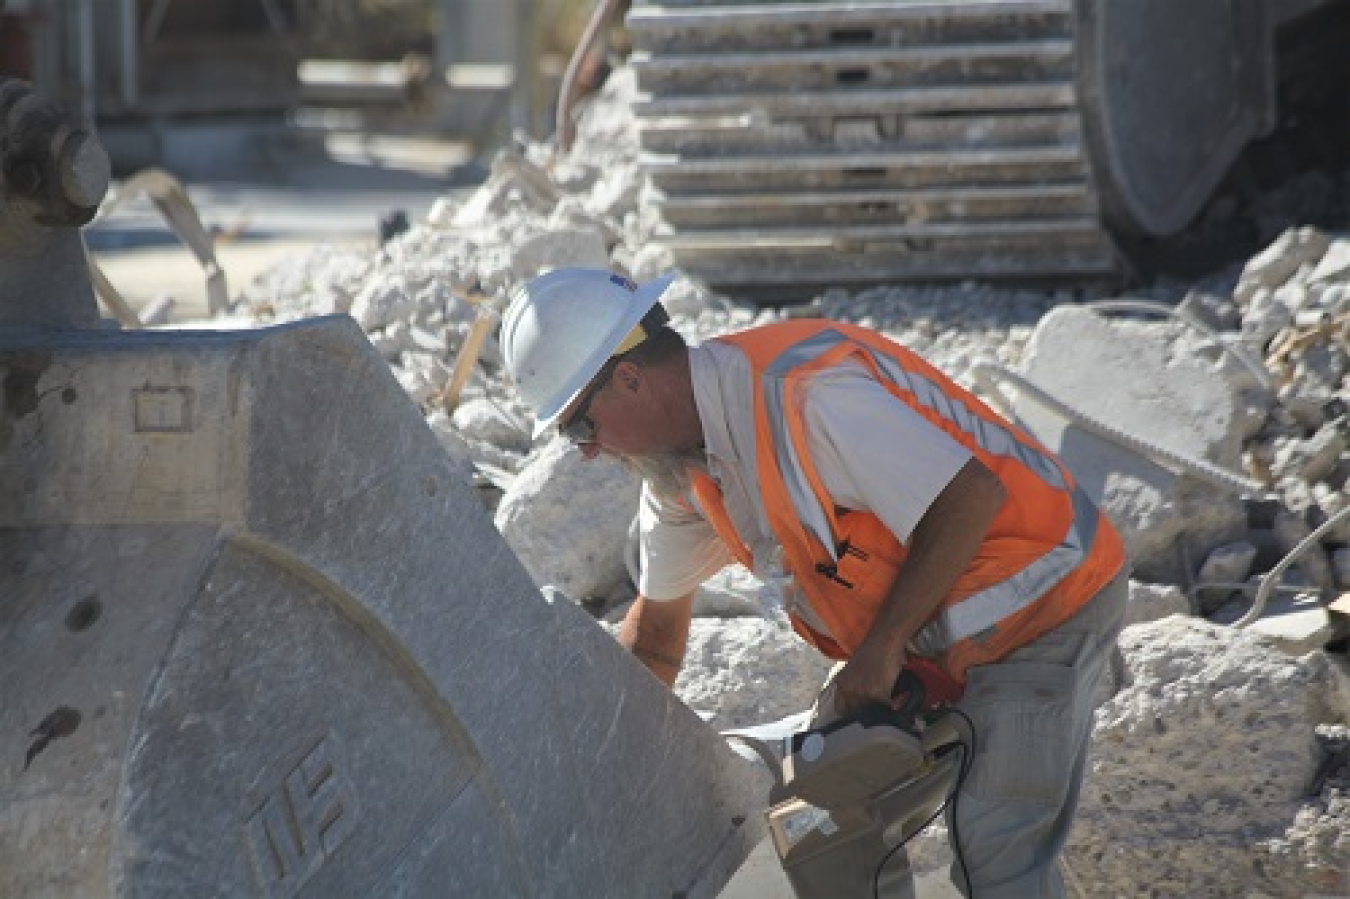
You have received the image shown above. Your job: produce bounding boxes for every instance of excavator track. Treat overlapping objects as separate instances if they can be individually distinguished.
[627,0,1124,292]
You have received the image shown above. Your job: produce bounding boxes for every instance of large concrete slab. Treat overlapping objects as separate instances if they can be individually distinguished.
[0,316,767,898]
[1012,305,1247,582]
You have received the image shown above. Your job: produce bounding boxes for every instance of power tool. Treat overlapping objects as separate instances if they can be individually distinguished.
[726,659,969,898]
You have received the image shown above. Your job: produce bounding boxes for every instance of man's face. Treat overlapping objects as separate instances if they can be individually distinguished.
[557,359,654,460]
[557,358,699,495]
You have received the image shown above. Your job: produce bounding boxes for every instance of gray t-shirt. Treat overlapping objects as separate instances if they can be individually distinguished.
[638,339,971,637]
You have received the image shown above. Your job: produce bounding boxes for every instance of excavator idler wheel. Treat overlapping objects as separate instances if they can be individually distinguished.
[0,77,110,228]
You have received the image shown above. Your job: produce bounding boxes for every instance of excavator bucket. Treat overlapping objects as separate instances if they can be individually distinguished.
[0,317,770,898]
[0,77,768,899]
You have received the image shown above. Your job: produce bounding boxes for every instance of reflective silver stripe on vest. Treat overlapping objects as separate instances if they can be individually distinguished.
[760,328,1068,559]
[867,345,1067,490]
[761,331,849,556]
[910,483,1101,655]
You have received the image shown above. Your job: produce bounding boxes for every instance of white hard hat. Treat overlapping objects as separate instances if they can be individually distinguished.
[501,268,677,437]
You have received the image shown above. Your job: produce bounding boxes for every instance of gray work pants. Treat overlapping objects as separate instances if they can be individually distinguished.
[946,570,1129,898]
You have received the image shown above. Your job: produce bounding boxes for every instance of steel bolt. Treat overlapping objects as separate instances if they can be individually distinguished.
[0,77,110,221]
[57,131,110,209]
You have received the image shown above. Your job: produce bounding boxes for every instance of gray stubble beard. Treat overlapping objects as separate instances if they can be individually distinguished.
[619,448,708,502]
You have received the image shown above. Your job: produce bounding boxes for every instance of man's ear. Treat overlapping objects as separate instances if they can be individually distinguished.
[616,360,642,392]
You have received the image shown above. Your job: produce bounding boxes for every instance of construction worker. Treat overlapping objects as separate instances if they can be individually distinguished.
[501,268,1129,898]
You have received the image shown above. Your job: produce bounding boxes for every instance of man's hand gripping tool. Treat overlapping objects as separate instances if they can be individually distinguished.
[760,660,968,897]
[778,658,963,809]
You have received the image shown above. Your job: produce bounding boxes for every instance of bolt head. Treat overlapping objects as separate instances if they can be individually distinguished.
[59,132,110,208]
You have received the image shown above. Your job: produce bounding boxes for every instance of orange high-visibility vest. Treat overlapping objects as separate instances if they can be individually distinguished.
[689,321,1125,683]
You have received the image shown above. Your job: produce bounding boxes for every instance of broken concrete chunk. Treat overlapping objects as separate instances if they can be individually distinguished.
[1282,423,1347,484]
[1322,282,1350,315]
[409,324,448,354]
[673,617,833,731]
[425,195,457,228]
[450,397,531,452]
[494,436,641,602]
[1222,589,1338,655]
[549,195,623,244]
[351,275,415,332]
[370,322,414,362]
[1124,581,1191,626]
[1069,616,1349,896]
[451,150,560,229]
[1196,541,1258,611]
[660,277,734,319]
[508,226,610,281]
[392,363,441,406]
[1014,306,1247,582]
[1279,385,1331,433]
[1307,236,1350,285]
[1242,287,1296,351]
[583,162,643,220]
[692,566,769,618]
[1231,387,1275,440]
[1318,491,1350,544]
[1294,341,1349,391]
[1275,281,1312,316]
[1235,226,1332,307]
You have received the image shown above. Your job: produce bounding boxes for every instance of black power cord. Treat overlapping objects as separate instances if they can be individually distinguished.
[871,708,978,899]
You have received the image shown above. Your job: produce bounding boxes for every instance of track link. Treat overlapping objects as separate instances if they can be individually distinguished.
[627,0,1124,292]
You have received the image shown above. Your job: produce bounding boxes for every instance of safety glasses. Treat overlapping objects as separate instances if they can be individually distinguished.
[558,358,621,445]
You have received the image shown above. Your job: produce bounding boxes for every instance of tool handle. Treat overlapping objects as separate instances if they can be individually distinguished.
[890,669,926,716]
[891,658,964,714]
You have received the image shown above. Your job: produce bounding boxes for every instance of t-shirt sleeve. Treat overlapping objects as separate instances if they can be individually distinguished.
[636,481,735,600]
[802,361,972,544]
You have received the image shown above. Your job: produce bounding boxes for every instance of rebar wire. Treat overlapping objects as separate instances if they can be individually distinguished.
[1233,504,1350,628]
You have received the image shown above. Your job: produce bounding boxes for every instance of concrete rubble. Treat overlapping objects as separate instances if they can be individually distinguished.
[1072,616,1350,897]
[222,64,1349,894]
[1010,304,1250,585]
[494,433,640,604]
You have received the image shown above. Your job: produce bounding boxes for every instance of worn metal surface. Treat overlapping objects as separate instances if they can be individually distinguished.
[0,77,107,331]
[0,318,769,899]
[1075,0,1275,237]
[0,75,768,899]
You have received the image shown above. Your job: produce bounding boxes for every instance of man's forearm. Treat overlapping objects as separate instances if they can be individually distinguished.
[618,592,694,687]
[864,457,1007,658]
